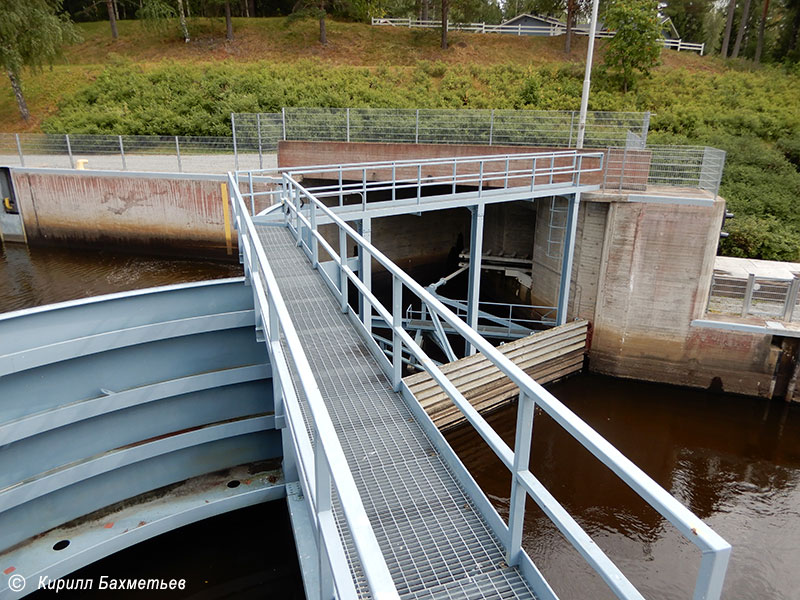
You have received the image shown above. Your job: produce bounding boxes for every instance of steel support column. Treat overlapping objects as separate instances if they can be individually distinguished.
[466,204,486,355]
[556,193,580,326]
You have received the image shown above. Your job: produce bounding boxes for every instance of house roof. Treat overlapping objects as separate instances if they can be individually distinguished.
[500,13,565,27]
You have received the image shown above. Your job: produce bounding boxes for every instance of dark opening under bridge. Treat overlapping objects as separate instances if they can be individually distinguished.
[231,151,730,600]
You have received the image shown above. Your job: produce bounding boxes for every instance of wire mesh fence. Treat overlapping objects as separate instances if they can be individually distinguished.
[0,133,272,173]
[0,111,725,194]
[602,145,725,195]
[232,108,651,150]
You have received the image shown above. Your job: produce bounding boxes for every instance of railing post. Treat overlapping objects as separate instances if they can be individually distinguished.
[360,217,373,335]
[391,162,396,202]
[175,136,182,172]
[466,204,485,355]
[281,107,287,141]
[556,193,581,325]
[118,135,127,170]
[15,134,24,167]
[339,227,348,313]
[569,111,576,147]
[310,195,319,268]
[489,109,494,146]
[531,157,537,191]
[415,109,420,144]
[507,392,535,566]
[346,107,350,143]
[742,273,756,317]
[231,113,238,171]
[65,134,74,169]
[256,113,263,170]
[417,164,422,203]
[783,276,800,321]
[641,111,651,145]
[392,276,403,391]
[314,442,334,600]
[248,171,255,216]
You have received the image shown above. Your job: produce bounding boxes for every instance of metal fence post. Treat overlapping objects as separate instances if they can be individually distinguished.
[339,227,348,313]
[641,111,651,145]
[65,134,74,169]
[15,134,24,167]
[231,113,238,171]
[346,107,350,143]
[742,273,756,317]
[175,136,182,172]
[281,107,287,141]
[415,109,420,145]
[489,109,494,146]
[392,276,403,391]
[118,135,127,170]
[568,111,576,147]
[256,113,263,170]
[507,392,535,566]
[784,276,800,321]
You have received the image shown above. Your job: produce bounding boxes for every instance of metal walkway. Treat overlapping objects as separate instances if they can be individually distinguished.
[257,224,535,599]
[229,152,730,600]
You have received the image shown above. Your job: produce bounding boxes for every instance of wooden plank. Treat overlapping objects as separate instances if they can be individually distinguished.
[404,319,589,430]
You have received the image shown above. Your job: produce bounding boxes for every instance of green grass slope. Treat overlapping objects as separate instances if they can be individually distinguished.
[2,17,799,259]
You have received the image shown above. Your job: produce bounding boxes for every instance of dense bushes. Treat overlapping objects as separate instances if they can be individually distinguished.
[41,59,800,259]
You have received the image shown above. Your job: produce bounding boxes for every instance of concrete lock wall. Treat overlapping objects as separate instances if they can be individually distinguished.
[7,169,270,257]
[585,195,777,396]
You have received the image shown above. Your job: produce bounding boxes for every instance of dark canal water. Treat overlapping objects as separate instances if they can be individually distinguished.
[3,244,800,599]
[446,374,800,600]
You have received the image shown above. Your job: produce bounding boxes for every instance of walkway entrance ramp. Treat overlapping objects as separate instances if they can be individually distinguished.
[405,321,589,431]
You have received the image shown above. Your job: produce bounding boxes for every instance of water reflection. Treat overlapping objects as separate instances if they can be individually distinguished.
[0,243,242,313]
[446,373,800,600]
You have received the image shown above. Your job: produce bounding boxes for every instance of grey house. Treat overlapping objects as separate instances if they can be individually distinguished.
[495,13,565,36]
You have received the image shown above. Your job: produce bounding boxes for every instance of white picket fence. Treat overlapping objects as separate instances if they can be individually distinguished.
[372,17,705,55]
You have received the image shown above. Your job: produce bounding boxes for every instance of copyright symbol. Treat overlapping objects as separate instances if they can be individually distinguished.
[8,574,26,592]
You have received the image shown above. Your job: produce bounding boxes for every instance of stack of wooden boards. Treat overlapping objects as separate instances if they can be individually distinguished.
[404,319,589,431]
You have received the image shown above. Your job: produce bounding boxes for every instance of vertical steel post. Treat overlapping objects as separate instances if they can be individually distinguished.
[256,113,263,170]
[568,111,575,147]
[641,111,651,146]
[65,134,75,169]
[415,109,420,144]
[339,227,348,313]
[392,276,403,391]
[231,113,238,171]
[248,171,255,216]
[314,443,333,600]
[281,107,287,141]
[175,136,182,172]
[556,193,581,325]
[118,135,127,170]
[507,391,535,566]
[361,217,373,335]
[15,134,24,166]
[346,107,350,143]
[310,196,318,268]
[742,273,756,317]
[784,277,800,321]
[489,109,494,146]
[466,204,485,355]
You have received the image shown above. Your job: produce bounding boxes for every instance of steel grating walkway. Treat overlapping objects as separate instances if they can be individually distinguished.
[256,224,537,600]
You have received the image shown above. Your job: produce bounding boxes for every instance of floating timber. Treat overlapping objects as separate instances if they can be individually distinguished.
[404,319,589,431]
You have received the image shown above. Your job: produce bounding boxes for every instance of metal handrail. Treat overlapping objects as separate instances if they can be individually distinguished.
[276,169,731,600]
[227,174,400,600]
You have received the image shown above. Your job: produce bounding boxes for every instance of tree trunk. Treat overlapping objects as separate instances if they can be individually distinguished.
[721,0,737,56]
[249,0,256,17]
[176,0,190,42]
[7,70,30,122]
[106,0,119,39]
[225,2,233,40]
[441,0,448,49]
[565,0,574,54]
[422,0,429,22]
[319,12,327,45]
[732,0,752,58]
[113,0,120,21]
[755,0,770,62]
